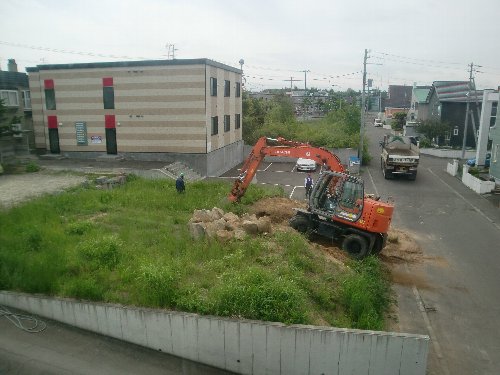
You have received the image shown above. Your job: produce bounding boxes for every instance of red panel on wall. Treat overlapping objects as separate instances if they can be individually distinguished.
[102,77,113,87]
[47,115,58,129]
[105,115,116,129]
[44,79,54,89]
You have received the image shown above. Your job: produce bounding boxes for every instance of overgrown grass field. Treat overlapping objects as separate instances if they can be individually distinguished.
[0,176,391,329]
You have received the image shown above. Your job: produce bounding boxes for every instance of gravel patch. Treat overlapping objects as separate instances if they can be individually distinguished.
[0,171,87,209]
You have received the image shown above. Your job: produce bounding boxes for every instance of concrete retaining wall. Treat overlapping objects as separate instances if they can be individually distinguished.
[462,165,495,194]
[420,148,475,159]
[446,159,459,177]
[0,291,429,375]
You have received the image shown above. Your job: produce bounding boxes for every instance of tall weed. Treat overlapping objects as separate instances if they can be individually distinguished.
[77,235,121,270]
[137,262,180,307]
[339,256,390,330]
[211,267,307,324]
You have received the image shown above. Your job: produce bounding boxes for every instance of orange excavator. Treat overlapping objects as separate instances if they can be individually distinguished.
[229,137,394,259]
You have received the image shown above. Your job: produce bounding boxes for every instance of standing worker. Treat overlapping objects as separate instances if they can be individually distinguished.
[304,173,313,199]
[176,173,185,193]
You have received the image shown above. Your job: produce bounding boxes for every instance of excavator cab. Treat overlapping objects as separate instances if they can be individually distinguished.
[310,171,364,223]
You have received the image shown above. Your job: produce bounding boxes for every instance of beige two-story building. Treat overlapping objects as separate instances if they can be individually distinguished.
[27,58,243,176]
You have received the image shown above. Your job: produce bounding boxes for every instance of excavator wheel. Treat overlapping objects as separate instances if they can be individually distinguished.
[289,214,310,234]
[342,234,369,259]
[371,234,385,255]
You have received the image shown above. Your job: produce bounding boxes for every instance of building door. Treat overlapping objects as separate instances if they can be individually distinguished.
[47,115,60,154]
[104,114,117,154]
[48,128,60,154]
[105,128,117,154]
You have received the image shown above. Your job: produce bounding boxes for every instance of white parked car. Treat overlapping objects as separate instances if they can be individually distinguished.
[374,118,383,127]
[296,158,317,171]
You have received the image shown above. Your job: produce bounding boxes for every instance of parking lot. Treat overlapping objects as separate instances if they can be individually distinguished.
[217,160,326,200]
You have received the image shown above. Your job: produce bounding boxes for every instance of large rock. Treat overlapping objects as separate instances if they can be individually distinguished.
[191,209,214,223]
[257,216,272,234]
[210,207,224,220]
[242,213,258,222]
[234,229,247,241]
[216,229,234,242]
[205,218,227,238]
[188,222,206,239]
[242,220,259,235]
[223,212,240,223]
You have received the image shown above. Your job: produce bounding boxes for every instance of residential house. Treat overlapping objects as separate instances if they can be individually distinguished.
[479,90,499,181]
[0,59,33,154]
[425,81,482,147]
[407,85,432,121]
[27,59,243,176]
[383,85,412,118]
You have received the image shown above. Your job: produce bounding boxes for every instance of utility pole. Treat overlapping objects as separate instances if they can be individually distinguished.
[284,77,302,93]
[300,69,310,92]
[301,70,310,120]
[358,49,368,161]
[165,43,178,59]
[461,62,476,158]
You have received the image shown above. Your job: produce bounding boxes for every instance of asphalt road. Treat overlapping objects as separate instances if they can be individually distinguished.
[362,119,500,375]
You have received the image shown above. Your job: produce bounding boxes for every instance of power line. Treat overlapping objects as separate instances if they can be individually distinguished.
[0,40,153,61]
[373,51,464,66]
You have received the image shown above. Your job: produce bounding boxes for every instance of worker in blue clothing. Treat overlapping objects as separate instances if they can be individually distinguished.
[304,173,313,199]
[176,173,185,193]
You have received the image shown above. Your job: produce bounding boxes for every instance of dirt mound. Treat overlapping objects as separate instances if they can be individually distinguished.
[249,197,307,223]
[380,229,423,264]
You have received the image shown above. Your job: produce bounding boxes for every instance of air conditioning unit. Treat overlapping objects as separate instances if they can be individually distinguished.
[11,123,23,138]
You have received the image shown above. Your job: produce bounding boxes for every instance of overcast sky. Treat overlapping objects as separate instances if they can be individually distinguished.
[2,0,500,92]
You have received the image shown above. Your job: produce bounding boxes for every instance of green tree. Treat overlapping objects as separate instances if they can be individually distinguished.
[0,99,9,136]
[265,93,295,124]
[415,119,452,144]
[391,112,407,131]
[242,92,269,145]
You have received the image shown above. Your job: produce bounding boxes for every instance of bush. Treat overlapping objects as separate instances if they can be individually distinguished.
[22,227,43,251]
[64,277,105,301]
[137,263,180,307]
[77,236,121,270]
[66,220,94,235]
[25,162,40,173]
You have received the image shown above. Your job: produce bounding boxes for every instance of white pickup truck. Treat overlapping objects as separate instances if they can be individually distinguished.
[380,134,420,180]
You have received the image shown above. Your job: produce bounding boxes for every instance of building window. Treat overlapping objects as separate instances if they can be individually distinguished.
[493,144,499,163]
[210,77,217,96]
[453,127,459,136]
[0,90,19,107]
[236,82,241,98]
[224,115,230,132]
[224,80,230,97]
[211,116,218,135]
[490,102,498,127]
[103,77,114,109]
[22,90,31,109]
[44,79,56,110]
[235,113,241,129]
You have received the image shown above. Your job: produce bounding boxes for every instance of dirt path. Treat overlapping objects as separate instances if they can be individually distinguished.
[0,171,86,209]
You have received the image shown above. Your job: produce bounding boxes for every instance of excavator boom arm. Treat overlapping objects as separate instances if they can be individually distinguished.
[229,137,345,202]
